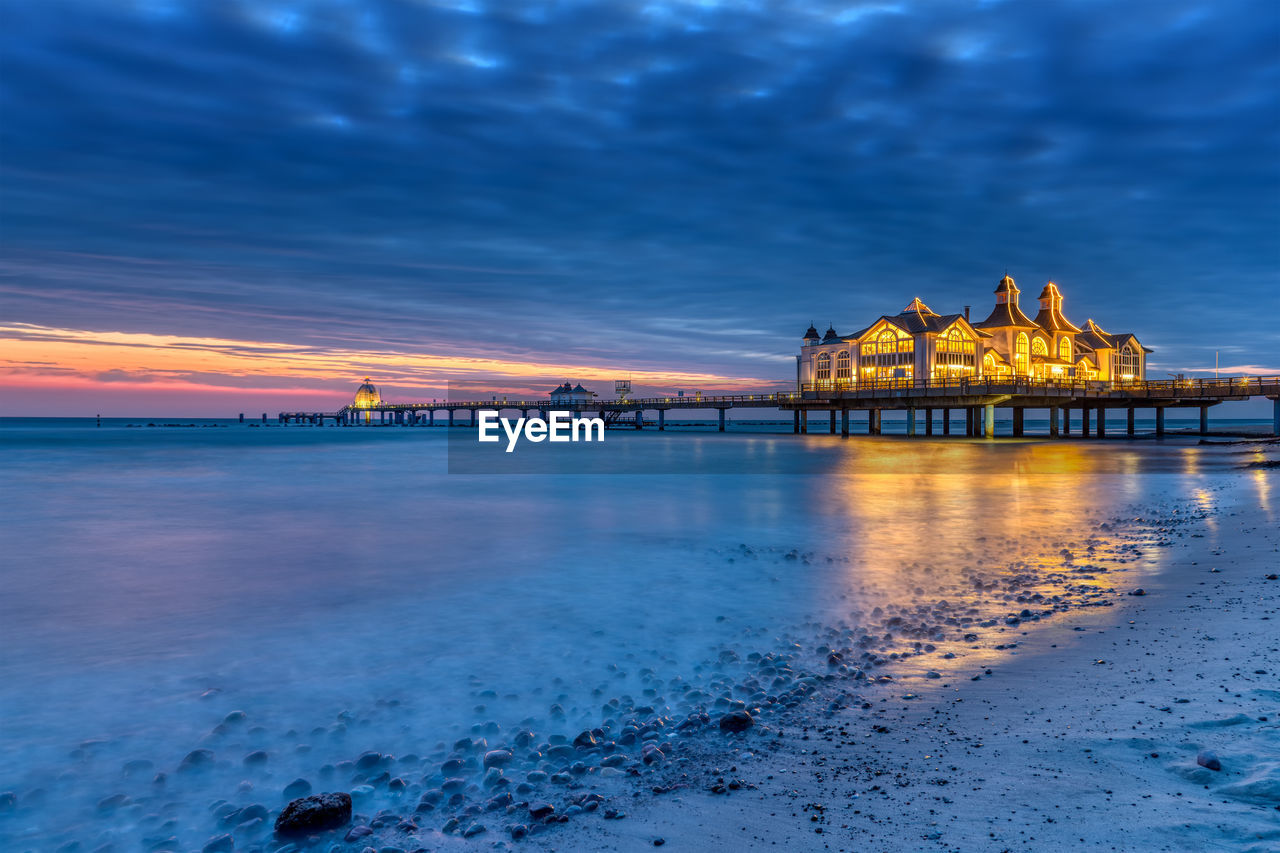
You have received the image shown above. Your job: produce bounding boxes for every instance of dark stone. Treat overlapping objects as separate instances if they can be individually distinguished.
[282,778,311,799]
[344,825,372,841]
[462,823,486,838]
[1196,750,1221,771]
[483,749,512,769]
[1129,588,1147,596]
[178,749,214,771]
[510,824,528,840]
[528,801,555,820]
[719,711,754,733]
[243,751,269,766]
[201,835,234,853]
[273,792,352,836]
[355,752,382,770]
[573,730,597,749]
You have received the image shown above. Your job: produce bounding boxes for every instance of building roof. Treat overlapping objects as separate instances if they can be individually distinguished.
[974,275,1039,329]
[1075,319,1115,350]
[822,325,840,342]
[803,324,820,339]
[1033,282,1083,333]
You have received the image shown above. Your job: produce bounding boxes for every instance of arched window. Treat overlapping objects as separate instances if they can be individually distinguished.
[1059,337,1072,360]
[934,327,976,376]
[1032,337,1048,357]
[1014,333,1029,375]
[862,325,914,380]
[1116,344,1139,379]
[816,352,831,380]
[983,352,995,371]
[835,350,851,379]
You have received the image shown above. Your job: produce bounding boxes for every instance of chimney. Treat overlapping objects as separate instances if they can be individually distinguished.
[964,305,971,322]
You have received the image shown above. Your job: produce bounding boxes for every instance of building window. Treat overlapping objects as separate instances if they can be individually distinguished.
[1014,333,1029,375]
[1115,344,1139,379]
[836,351,851,379]
[865,327,915,379]
[934,327,976,376]
[816,352,831,380]
[1032,337,1048,357]
[1058,337,1072,360]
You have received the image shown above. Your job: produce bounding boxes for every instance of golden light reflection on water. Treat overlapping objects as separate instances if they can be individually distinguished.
[1251,463,1271,515]
[797,439,1201,680]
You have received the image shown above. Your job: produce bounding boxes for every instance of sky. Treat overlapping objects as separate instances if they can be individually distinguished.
[2,0,1278,416]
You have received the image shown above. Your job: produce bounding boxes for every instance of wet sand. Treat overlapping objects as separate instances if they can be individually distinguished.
[540,478,1279,852]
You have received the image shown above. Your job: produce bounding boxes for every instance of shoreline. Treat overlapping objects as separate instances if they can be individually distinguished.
[539,475,1279,852]
[2,446,1276,853]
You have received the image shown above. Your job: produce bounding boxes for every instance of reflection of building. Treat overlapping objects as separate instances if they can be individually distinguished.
[353,378,381,408]
[549,382,596,404]
[800,275,1150,388]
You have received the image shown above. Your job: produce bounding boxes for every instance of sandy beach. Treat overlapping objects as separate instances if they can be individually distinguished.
[539,471,1280,852]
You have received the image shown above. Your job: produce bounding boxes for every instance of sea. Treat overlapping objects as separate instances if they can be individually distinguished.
[0,417,1275,851]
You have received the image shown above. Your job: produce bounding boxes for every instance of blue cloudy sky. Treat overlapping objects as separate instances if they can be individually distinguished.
[1,0,1277,412]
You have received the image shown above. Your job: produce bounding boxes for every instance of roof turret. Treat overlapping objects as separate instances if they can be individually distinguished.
[1033,281,1082,333]
[974,274,1038,329]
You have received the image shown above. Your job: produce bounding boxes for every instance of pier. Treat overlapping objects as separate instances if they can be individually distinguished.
[278,376,1280,437]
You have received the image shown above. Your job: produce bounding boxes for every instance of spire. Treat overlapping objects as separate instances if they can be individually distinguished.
[901,296,937,316]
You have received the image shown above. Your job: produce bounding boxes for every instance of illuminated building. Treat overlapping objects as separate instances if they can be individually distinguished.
[800,275,1150,388]
[353,378,381,408]
[549,382,596,404]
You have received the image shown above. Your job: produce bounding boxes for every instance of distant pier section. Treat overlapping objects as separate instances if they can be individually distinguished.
[278,375,1280,438]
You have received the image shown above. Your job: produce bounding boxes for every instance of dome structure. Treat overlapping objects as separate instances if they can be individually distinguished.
[353,377,380,409]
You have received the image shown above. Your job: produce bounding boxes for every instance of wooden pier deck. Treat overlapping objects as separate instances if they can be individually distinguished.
[278,376,1280,437]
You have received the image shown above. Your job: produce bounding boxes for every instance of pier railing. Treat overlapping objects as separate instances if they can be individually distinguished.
[801,375,1280,398]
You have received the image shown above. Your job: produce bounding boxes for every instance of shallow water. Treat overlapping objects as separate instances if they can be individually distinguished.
[0,421,1273,850]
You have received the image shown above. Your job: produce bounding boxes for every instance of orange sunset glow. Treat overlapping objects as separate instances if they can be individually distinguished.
[0,323,782,415]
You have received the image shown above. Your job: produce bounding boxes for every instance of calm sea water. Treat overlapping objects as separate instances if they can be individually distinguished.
[0,419,1274,851]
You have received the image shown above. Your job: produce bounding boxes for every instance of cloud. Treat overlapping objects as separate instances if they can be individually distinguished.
[1,0,1276,400]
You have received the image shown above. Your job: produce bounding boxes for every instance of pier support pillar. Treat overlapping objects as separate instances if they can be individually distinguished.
[1049,406,1060,438]
[1081,406,1091,436]
[829,410,837,434]
[1272,398,1280,437]
[870,409,881,435]
[800,410,808,434]
[964,407,973,436]
[1156,407,1165,436]
[942,409,951,436]
[1127,407,1135,436]
[1096,407,1106,438]
[927,408,935,436]
[793,410,800,434]
[984,404,995,439]
[636,410,643,430]
[429,411,435,426]
[1199,404,1209,435]
[1063,408,1070,435]
[1012,408,1024,437]
[841,408,849,437]
[907,407,917,437]
[448,410,455,428]
[718,409,726,432]
[658,410,665,431]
